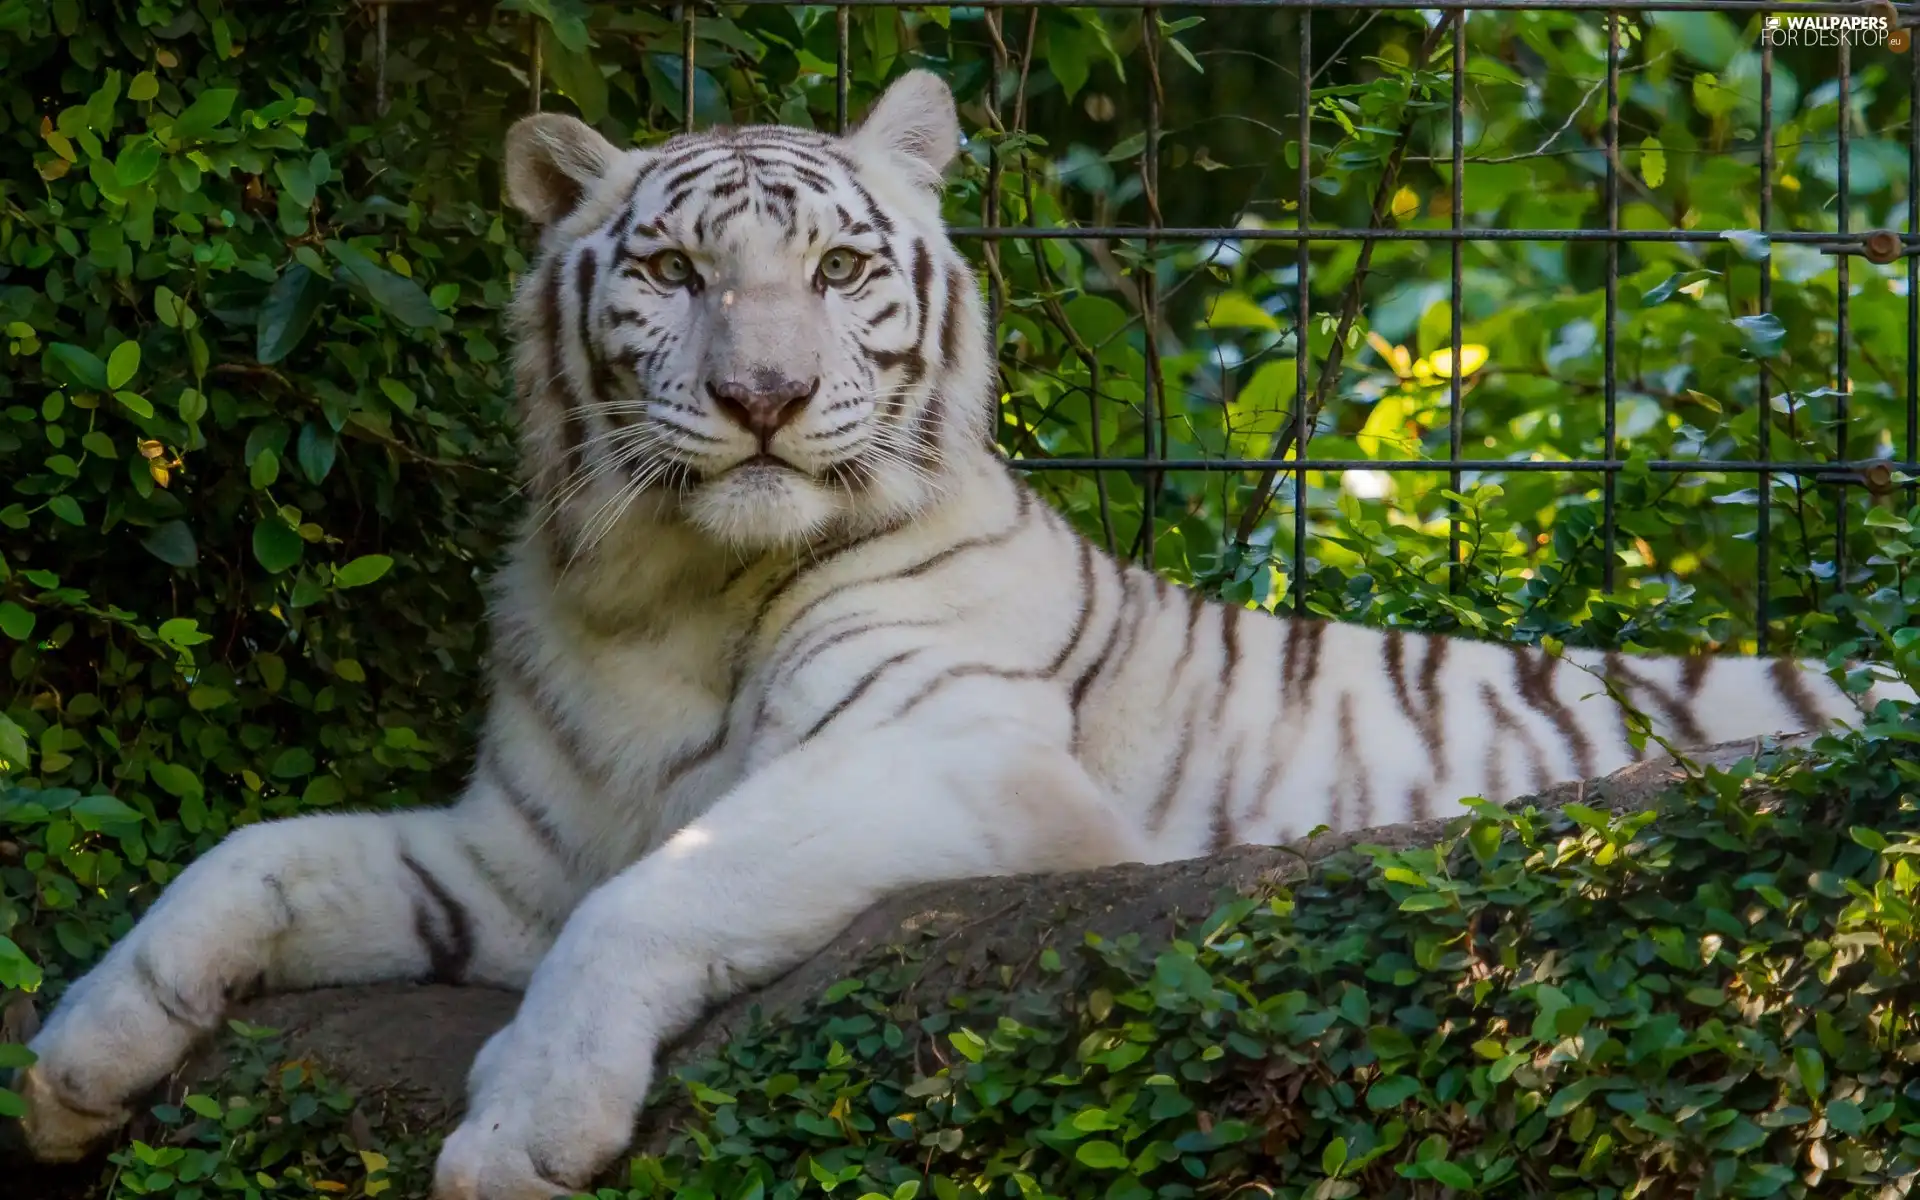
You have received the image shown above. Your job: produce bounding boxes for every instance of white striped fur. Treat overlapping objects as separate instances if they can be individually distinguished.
[18,72,1911,1200]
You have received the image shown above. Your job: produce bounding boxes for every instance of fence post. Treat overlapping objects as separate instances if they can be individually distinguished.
[1756,33,1773,649]
[1448,7,1467,592]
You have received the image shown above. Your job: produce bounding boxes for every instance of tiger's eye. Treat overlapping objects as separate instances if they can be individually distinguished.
[648,250,695,287]
[818,248,865,286]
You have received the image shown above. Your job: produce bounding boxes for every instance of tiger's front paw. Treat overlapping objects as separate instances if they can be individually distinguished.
[432,1099,629,1200]
[433,1118,581,1200]
[431,1029,637,1200]
[14,1060,133,1163]
[13,951,207,1163]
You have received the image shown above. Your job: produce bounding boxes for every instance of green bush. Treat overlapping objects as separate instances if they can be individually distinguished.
[0,1,529,1029]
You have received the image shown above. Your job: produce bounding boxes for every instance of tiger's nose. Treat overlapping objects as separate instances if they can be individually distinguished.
[708,372,820,444]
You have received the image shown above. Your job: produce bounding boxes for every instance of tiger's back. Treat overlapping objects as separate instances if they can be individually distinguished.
[717,469,1894,865]
[484,430,1896,895]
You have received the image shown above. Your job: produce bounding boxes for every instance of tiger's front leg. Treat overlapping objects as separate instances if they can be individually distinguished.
[17,785,570,1163]
[432,684,1141,1200]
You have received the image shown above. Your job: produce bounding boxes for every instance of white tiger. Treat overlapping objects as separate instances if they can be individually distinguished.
[15,71,1912,1200]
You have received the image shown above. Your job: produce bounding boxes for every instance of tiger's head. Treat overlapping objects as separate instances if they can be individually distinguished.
[502,71,991,556]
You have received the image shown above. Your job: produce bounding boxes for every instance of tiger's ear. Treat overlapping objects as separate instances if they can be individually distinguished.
[850,70,960,190]
[504,113,618,224]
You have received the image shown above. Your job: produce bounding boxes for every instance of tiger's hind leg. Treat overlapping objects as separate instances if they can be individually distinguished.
[18,791,568,1163]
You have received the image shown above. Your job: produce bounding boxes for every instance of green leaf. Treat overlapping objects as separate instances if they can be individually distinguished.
[1794,1046,1826,1099]
[129,71,159,101]
[1398,892,1452,912]
[115,391,155,418]
[329,241,440,329]
[149,763,204,799]
[271,747,317,779]
[1806,870,1848,898]
[1546,1077,1603,1118]
[47,495,84,526]
[46,343,109,391]
[1203,293,1280,333]
[1367,1025,1416,1060]
[0,714,30,771]
[0,935,42,991]
[1733,313,1785,358]
[1070,1108,1121,1132]
[544,34,608,122]
[1721,230,1772,261]
[334,554,395,589]
[378,378,418,414]
[1826,1098,1865,1135]
[0,601,32,641]
[297,423,338,484]
[1466,819,1502,863]
[302,775,345,807]
[1849,826,1888,851]
[72,794,142,829]
[1639,136,1666,188]
[1691,69,1738,117]
[1714,1116,1765,1153]
[157,618,212,649]
[250,448,280,489]
[106,341,141,390]
[1426,1162,1473,1190]
[142,521,199,568]
[1322,1136,1348,1177]
[0,1043,36,1069]
[274,157,316,207]
[252,519,304,573]
[115,137,163,187]
[1367,1075,1419,1109]
[1074,1141,1129,1170]
[684,1081,737,1106]
[256,265,330,365]
[949,1028,986,1062]
[1049,25,1089,99]
[1642,269,1717,307]
[172,87,239,140]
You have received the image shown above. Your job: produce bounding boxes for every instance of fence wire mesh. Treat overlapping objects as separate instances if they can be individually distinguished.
[371,0,1919,651]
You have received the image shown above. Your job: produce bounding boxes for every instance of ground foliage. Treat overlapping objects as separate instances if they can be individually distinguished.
[1,0,1917,1191]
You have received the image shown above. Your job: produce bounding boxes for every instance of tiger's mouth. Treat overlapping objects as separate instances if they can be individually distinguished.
[731,452,801,474]
[683,445,840,549]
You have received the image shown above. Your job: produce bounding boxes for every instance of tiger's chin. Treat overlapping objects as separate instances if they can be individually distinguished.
[683,461,841,550]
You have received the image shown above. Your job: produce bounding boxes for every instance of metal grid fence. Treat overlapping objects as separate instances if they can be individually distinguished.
[373,0,1920,649]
